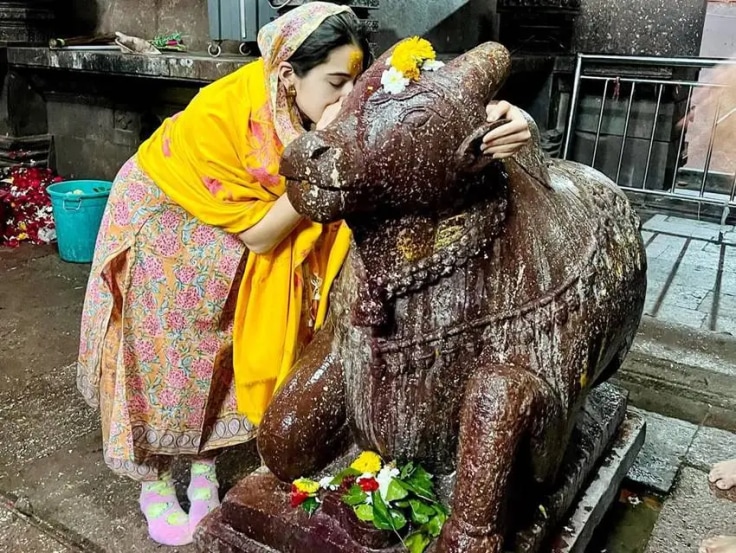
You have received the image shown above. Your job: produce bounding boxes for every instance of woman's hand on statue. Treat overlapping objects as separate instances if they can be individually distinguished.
[481,100,532,159]
[315,99,344,131]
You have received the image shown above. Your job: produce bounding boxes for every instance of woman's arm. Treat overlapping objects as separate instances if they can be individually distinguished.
[237,100,344,254]
[238,193,303,254]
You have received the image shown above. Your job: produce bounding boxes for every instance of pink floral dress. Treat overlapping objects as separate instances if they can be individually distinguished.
[77,155,256,481]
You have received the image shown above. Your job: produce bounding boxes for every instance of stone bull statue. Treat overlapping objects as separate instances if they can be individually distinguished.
[254,41,647,553]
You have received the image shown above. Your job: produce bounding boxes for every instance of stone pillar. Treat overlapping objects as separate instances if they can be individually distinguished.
[0,1,54,44]
[0,2,54,167]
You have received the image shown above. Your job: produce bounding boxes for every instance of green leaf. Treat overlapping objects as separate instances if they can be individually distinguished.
[330,467,361,487]
[371,492,407,531]
[433,503,451,517]
[405,466,436,500]
[427,510,447,538]
[400,461,416,480]
[408,499,435,525]
[354,504,374,522]
[405,532,431,553]
[385,479,409,503]
[390,509,407,531]
[371,492,395,531]
[394,500,410,509]
[301,497,320,517]
[342,484,368,506]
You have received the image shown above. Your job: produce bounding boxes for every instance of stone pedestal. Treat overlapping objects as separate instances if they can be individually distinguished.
[194,384,645,553]
[0,1,53,44]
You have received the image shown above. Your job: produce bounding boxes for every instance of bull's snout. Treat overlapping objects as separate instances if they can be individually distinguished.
[281,133,340,182]
[307,143,332,161]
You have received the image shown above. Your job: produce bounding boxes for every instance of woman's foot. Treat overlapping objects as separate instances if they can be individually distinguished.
[139,477,193,546]
[709,459,736,490]
[187,458,221,531]
[700,535,736,553]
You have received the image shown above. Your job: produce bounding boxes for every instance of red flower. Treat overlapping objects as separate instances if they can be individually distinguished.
[1,164,60,247]
[357,477,379,493]
[338,475,356,492]
[290,484,310,508]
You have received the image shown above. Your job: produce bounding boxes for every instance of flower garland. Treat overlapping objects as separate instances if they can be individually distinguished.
[290,451,449,553]
[0,166,61,247]
[380,37,445,95]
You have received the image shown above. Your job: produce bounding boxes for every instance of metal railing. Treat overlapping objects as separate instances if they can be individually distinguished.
[562,54,736,209]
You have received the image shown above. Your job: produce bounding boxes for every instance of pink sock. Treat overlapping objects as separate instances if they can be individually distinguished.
[187,458,220,530]
[139,477,193,546]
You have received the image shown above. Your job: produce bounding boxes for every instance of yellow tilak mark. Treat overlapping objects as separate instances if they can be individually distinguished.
[349,48,364,78]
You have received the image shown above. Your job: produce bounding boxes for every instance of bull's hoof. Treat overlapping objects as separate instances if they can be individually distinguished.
[435,518,503,553]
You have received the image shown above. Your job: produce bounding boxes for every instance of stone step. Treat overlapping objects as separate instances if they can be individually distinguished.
[614,316,736,432]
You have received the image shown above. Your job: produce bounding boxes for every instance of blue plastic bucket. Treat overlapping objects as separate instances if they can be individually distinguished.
[47,180,112,263]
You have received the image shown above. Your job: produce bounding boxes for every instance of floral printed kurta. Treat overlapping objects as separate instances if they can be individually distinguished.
[77,156,257,481]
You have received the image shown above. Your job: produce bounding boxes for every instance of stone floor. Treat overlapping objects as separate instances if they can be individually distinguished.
[623,410,736,553]
[641,213,736,335]
[2,212,736,552]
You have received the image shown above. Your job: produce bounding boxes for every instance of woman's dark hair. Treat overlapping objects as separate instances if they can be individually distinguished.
[288,12,374,77]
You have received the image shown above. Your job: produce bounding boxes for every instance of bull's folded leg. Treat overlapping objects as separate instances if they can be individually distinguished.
[257,328,349,482]
[436,365,557,553]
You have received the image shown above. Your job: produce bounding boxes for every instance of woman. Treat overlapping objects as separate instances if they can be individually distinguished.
[76,2,533,547]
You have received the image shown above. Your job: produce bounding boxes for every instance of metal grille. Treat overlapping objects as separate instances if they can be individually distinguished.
[206,0,380,56]
[562,54,736,210]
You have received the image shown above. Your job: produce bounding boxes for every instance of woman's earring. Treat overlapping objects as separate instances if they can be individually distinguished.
[286,85,296,100]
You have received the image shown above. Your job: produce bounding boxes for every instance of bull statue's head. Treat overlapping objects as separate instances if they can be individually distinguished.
[281,40,512,223]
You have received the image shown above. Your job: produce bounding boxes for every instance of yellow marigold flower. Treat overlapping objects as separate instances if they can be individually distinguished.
[293,478,320,495]
[350,451,382,474]
[391,37,436,81]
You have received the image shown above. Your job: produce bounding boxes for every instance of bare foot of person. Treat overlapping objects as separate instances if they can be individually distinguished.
[710,459,736,490]
[700,535,736,553]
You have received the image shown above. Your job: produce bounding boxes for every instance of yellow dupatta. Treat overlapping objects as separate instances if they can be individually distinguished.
[136,2,353,425]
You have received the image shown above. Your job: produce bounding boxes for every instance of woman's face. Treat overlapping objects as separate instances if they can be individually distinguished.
[282,44,363,126]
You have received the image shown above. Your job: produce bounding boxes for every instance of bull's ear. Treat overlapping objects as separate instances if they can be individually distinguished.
[455,119,509,174]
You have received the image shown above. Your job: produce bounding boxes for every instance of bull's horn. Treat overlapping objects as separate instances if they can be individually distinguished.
[441,42,511,104]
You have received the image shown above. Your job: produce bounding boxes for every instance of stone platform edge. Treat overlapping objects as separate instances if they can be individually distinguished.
[6,46,256,83]
[5,47,560,84]
[615,314,736,432]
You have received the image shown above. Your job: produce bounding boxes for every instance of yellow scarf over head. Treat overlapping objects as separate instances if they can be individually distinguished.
[137,2,353,425]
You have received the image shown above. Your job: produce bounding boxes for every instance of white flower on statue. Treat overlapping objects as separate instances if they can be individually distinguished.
[376,465,400,500]
[422,59,445,71]
[318,476,337,491]
[381,67,410,94]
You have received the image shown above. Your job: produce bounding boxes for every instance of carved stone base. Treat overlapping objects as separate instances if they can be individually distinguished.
[194,384,644,553]
[0,134,51,167]
[0,1,54,44]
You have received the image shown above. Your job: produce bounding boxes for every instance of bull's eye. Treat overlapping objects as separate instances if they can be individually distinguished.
[401,108,432,129]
